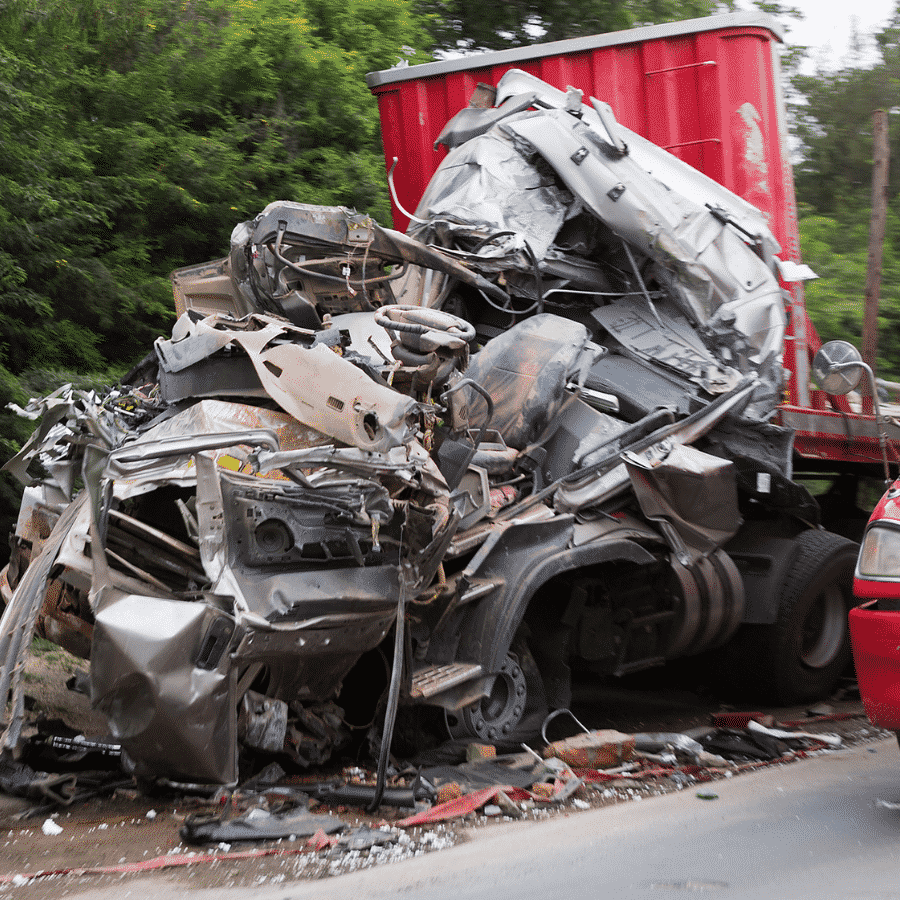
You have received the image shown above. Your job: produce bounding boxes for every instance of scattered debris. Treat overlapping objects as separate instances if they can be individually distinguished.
[0,843,350,886]
[466,744,497,762]
[747,719,842,749]
[40,817,62,835]
[335,826,399,852]
[0,756,77,806]
[710,712,771,729]
[181,803,346,845]
[543,730,635,768]
[300,781,431,809]
[396,785,534,826]
[634,733,731,769]
[698,729,789,763]
[0,700,884,889]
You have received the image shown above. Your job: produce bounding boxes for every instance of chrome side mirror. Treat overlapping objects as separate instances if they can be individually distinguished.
[811,340,891,484]
[811,340,865,395]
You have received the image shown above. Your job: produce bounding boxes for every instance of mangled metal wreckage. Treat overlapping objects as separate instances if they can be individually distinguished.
[0,71,823,786]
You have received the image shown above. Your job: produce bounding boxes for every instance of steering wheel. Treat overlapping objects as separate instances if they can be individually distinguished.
[374,305,475,351]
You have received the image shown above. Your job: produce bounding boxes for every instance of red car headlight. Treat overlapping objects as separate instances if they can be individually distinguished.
[857,524,900,580]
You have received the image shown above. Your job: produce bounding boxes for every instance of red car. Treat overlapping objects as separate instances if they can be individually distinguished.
[849,478,900,736]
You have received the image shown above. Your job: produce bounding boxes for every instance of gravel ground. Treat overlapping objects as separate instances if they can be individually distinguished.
[0,645,891,899]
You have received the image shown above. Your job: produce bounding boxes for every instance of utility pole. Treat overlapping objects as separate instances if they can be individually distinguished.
[862,109,889,415]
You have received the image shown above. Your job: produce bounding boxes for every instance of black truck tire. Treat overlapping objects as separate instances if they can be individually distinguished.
[731,529,858,705]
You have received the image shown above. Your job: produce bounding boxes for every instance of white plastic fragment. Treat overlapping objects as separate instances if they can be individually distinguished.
[41,819,63,836]
[145,809,157,820]
[748,719,842,748]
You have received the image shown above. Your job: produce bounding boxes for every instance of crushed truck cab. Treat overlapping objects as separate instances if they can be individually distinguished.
[0,14,878,785]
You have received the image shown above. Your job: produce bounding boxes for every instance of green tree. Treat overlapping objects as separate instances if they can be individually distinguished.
[0,3,124,375]
[800,210,900,378]
[789,4,900,377]
[415,0,727,53]
[0,0,430,382]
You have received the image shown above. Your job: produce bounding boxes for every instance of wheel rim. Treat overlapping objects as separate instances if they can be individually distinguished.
[800,583,845,669]
[460,655,527,741]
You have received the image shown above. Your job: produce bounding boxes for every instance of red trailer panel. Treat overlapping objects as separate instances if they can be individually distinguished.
[367,13,817,409]
[367,14,792,255]
[367,12,898,462]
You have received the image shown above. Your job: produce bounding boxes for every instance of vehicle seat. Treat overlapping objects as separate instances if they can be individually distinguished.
[464,314,591,450]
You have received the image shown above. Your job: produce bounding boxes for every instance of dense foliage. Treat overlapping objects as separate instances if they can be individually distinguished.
[414,0,724,52]
[0,0,430,384]
[791,7,900,376]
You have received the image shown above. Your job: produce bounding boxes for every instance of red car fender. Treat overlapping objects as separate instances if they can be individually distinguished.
[849,599,900,731]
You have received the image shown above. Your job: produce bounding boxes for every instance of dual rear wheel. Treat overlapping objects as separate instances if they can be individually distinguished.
[710,529,859,705]
[447,529,858,740]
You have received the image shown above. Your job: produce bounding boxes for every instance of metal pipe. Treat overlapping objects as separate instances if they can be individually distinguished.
[830,359,892,484]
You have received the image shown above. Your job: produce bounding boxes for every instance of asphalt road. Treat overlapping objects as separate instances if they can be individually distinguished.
[69,736,900,900]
